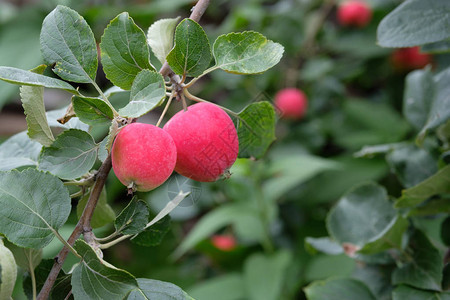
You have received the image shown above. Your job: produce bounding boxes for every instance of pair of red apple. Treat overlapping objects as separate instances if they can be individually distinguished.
[112,102,239,192]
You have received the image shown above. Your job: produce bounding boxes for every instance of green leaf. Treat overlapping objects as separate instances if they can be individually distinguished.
[0,131,42,171]
[20,66,55,147]
[393,285,450,300]
[98,136,109,163]
[72,96,114,126]
[304,237,344,255]
[104,85,126,98]
[304,278,376,300]
[417,66,450,143]
[396,165,450,208]
[188,273,245,300]
[358,216,408,254]
[71,240,137,299]
[0,66,77,93]
[3,240,41,271]
[237,101,276,159]
[212,31,284,74]
[128,278,193,300]
[131,215,171,247]
[263,154,338,202]
[0,239,17,300]
[403,68,434,132]
[48,272,73,300]
[386,144,437,188]
[327,183,403,250]
[0,169,71,248]
[38,129,98,180]
[115,197,149,235]
[166,19,211,77]
[77,187,115,229]
[392,230,443,291]
[352,265,393,300]
[409,198,450,216]
[243,251,292,300]
[118,69,166,118]
[40,5,98,83]
[23,259,71,300]
[422,39,450,54]
[100,12,154,90]
[377,0,450,47]
[147,17,180,64]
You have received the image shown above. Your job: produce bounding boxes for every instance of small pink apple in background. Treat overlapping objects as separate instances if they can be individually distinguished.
[391,46,432,71]
[337,0,372,28]
[211,235,237,251]
[274,88,308,120]
[112,123,177,192]
[164,102,239,182]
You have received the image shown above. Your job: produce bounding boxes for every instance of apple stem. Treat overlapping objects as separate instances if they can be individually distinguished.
[183,88,239,118]
[156,93,174,127]
[127,182,137,195]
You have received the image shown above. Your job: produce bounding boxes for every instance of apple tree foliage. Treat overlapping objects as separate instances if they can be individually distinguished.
[0,4,283,299]
[0,0,450,299]
[304,0,450,298]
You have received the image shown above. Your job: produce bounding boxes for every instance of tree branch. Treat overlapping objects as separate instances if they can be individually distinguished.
[37,155,112,300]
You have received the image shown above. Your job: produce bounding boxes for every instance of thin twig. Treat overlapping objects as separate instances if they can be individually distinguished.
[29,255,37,300]
[63,290,72,300]
[94,230,120,243]
[183,89,239,117]
[156,93,174,127]
[99,234,131,249]
[92,80,119,117]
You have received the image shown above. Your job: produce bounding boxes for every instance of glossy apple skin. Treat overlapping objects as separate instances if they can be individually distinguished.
[274,88,308,120]
[391,47,432,71]
[337,0,372,28]
[112,123,177,192]
[211,235,236,251]
[163,102,239,182]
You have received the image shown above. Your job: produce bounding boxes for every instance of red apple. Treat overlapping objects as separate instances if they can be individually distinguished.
[274,88,308,120]
[211,235,236,251]
[163,102,239,182]
[391,47,432,71]
[112,123,177,192]
[337,0,372,28]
